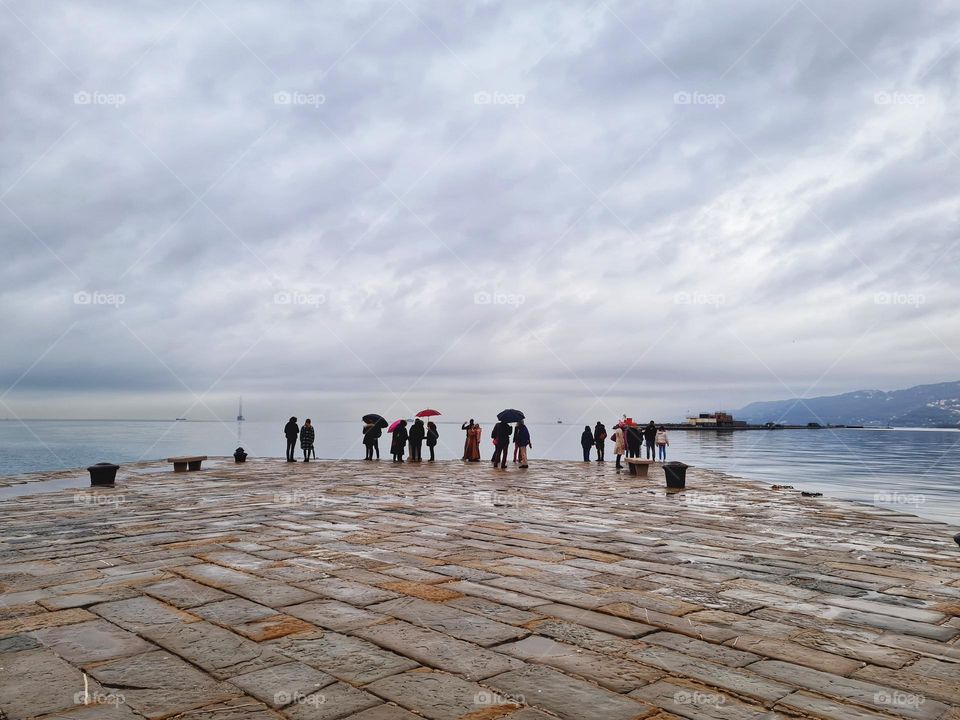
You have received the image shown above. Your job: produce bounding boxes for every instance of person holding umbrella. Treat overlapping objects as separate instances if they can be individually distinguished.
[284,416,299,462]
[390,420,408,463]
[409,418,425,462]
[362,414,387,460]
[515,419,531,468]
[426,421,439,462]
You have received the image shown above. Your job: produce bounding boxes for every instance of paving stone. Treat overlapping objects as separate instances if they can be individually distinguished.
[630,679,790,719]
[32,619,155,664]
[525,618,638,655]
[0,607,95,637]
[32,702,142,719]
[0,633,41,653]
[499,634,663,692]
[748,659,950,720]
[486,577,608,608]
[178,563,319,607]
[368,596,528,646]
[283,598,388,631]
[282,682,381,720]
[342,705,422,720]
[142,577,234,608]
[775,690,911,720]
[91,595,200,636]
[141,620,287,679]
[231,613,316,641]
[229,661,336,708]
[366,669,519,719]
[164,697,284,719]
[440,580,551,609]
[487,664,655,720]
[721,634,864,674]
[193,597,278,625]
[445,595,543,625]
[789,627,917,668]
[298,577,400,606]
[270,630,419,684]
[535,603,656,637]
[354,620,525,680]
[0,648,110,720]
[641,631,760,667]
[854,663,960,706]
[39,586,142,610]
[86,650,241,719]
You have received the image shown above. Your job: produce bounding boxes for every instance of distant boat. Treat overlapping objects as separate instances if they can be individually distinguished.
[175,417,187,421]
[237,396,245,422]
[557,419,562,424]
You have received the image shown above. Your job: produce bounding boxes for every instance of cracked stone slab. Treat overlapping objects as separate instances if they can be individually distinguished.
[228,660,336,708]
[282,598,389,631]
[270,630,419,685]
[368,596,528,646]
[142,578,234,608]
[32,619,155,664]
[90,595,200,635]
[365,669,520,720]
[192,597,278,625]
[0,648,111,720]
[281,681,381,720]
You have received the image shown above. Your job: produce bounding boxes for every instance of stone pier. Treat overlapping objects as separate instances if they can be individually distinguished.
[0,459,958,719]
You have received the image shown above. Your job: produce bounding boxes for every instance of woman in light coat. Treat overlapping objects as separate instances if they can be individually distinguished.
[611,424,627,470]
[655,426,669,461]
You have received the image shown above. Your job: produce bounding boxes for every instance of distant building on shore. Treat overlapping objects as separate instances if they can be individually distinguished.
[686,411,747,428]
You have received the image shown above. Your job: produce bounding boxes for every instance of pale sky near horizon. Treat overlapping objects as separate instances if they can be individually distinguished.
[1,0,958,424]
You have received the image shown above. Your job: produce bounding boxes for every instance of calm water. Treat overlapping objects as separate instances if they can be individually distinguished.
[0,420,957,523]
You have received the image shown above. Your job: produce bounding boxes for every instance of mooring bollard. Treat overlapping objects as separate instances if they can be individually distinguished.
[663,461,689,489]
[87,463,119,487]
[234,447,248,463]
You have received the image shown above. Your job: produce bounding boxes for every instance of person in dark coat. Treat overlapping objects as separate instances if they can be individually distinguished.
[426,421,439,462]
[644,420,657,460]
[363,422,382,460]
[580,426,594,462]
[626,424,642,458]
[461,419,474,460]
[594,421,607,462]
[284,416,299,462]
[300,419,315,461]
[515,419,531,468]
[409,418,425,462]
[491,421,512,469]
[391,420,408,463]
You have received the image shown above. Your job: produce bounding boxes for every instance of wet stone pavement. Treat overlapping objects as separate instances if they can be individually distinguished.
[0,457,958,720]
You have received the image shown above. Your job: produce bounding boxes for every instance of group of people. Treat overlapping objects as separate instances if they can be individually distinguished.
[377,418,440,463]
[460,419,532,469]
[281,416,667,469]
[582,420,669,468]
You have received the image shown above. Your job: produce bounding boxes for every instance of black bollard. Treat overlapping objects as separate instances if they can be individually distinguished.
[234,447,248,463]
[87,463,119,487]
[954,532,960,548]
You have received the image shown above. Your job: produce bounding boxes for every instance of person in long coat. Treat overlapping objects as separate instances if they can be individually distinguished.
[409,418,425,462]
[626,424,642,458]
[465,423,482,462]
[515,419,531,469]
[594,421,607,462]
[644,421,658,460]
[461,419,475,460]
[363,423,378,460]
[426,422,439,462]
[300,419,315,461]
[284,416,299,462]
[611,424,627,470]
[491,421,512,469]
[580,426,594,462]
[391,420,408,463]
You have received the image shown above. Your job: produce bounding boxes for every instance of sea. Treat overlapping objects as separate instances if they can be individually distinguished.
[0,420,957,524]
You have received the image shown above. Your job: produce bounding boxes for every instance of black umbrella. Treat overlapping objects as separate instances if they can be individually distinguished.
[362,414,389,428]
[497,409,525,423]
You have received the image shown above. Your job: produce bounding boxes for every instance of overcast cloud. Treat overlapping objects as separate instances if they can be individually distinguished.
[1,0,958,424]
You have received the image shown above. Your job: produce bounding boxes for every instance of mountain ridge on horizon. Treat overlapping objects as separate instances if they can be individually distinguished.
[735,380,960,428]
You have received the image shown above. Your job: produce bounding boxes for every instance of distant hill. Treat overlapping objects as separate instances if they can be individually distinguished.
[735,380,960,428]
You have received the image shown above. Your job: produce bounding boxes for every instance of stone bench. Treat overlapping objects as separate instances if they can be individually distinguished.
[167,455,207,472]
[626,458,653,477]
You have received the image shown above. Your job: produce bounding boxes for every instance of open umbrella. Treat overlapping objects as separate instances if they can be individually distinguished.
[362,414,389,428]
[415,409,441,418]
[387,419,403,433]
[497,409,525,423]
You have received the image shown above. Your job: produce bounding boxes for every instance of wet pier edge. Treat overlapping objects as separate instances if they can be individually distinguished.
[1,458,958,720]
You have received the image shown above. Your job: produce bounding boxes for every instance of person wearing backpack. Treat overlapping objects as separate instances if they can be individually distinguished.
[594,421,607,462]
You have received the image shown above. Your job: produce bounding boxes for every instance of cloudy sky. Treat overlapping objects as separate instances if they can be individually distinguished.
[1,0,958,424]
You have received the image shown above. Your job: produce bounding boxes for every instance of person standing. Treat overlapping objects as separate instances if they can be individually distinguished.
[611,424,626,470]
[594,421,607,462]
[300,419,315,462]
[465,423,482,462]
[409,418,425,462]
[512,423,520,463]
[426,421,439,462]
[363,423,380,460]
[461,419,475,460]
[644,421,657,460]
[284,416,299,462]
[580,426,594,462]
[655,425,669,461]
[626,423,641,458]
[391,420,408,463]
[515,419,531,468]
[491,421,512,469]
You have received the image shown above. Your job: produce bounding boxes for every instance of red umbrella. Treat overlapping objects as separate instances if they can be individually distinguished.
[388,419,403,433]
[415,409,441,418]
